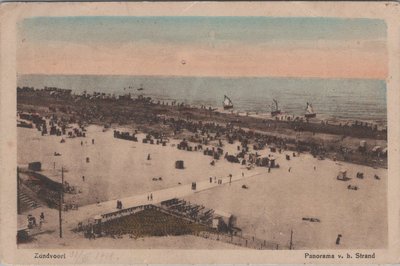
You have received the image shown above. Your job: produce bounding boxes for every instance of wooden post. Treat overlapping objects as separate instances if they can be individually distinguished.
[59,167,64,238]
[289,229,293,250]
[61,167,64,204]
[17,167,21,215]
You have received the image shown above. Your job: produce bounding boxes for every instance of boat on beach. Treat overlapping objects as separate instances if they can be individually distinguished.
[270,99,281,117]
[223,95,234,110]
[305,102,317,118]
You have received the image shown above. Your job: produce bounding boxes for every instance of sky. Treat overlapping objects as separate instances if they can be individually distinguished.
[17,16,388,79]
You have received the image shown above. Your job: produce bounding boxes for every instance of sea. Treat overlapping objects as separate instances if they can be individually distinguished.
[18,74,387,124]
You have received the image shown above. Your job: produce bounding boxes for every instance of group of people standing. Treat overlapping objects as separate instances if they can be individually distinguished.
[27,212,45,229]
[147,193,153,201]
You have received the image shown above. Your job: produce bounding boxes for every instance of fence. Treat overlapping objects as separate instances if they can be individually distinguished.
[193,231,288,250]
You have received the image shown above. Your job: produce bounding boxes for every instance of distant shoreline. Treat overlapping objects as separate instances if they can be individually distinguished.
[17,74,387,123]
[17,87,387,168]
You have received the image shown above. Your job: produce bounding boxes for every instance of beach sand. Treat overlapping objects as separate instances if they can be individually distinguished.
[184,153,387,249]
[17,125,387,249]
[18,125,246,206]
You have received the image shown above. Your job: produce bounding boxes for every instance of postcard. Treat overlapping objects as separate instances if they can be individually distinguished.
[0,1,399,264]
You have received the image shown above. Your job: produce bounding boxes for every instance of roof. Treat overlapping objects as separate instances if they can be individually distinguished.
[214,209,232,218]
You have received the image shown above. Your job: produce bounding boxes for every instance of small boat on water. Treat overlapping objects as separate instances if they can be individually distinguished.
[137,84,144,91]
[305,102,317,118]
[270,99,281,117]
[223,95,234,110]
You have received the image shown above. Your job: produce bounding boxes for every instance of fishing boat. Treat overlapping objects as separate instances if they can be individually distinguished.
[305,102,317,118]
[223,95,234,110]
[270,99,281,116]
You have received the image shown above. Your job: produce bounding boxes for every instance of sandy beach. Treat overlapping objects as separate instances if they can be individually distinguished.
[17,121,387,249]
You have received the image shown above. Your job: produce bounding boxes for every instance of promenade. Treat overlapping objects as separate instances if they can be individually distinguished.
[65,170,262,230]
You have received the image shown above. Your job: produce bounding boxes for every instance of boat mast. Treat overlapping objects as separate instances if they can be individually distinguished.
[273,99,278,111]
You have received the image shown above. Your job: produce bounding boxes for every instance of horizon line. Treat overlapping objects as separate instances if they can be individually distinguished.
[17,73,387,82]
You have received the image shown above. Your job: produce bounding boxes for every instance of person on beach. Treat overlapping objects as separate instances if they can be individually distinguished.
[288,167,291,172]
[40,212,45,222]
[242,172,244,177]
[209,177,212,183]
[81,141,83,146]
[147,195,150,201]
[82,176,85,182]
[314,166,316,171]
[92,139,95,144]
[91,226,96,240]
[150,193,153,201]
[336,234,342,245]
[147,154,151,160]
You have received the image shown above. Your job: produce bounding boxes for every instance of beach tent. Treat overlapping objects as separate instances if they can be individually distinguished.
[269,156,276,168]
[175,160,184,169]
[337,170,349,181]
[359,140,366,148]
[28,162,41,171]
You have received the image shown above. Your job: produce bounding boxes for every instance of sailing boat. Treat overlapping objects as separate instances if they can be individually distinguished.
[305,102,316,118]
[270,99,281,116]
[223,95,234,110]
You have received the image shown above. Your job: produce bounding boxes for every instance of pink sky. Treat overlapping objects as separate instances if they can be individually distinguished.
[17,39,387,79]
